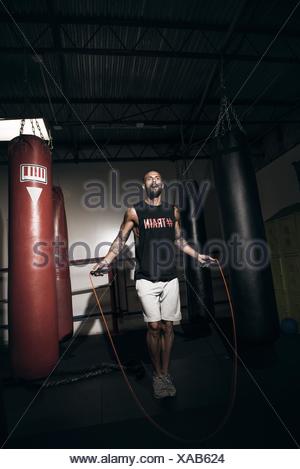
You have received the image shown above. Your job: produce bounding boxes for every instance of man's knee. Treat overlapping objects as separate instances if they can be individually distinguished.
[161,320,173,335]
[147,321,162,336]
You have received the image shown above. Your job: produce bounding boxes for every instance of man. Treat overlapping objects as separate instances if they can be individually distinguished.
[91,170,216,399]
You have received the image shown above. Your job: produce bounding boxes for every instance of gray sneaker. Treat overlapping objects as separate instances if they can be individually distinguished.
[152,375,169,399]
[162,374,176,397]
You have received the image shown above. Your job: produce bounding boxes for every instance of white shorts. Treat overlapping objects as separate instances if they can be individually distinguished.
[135,277,182,323]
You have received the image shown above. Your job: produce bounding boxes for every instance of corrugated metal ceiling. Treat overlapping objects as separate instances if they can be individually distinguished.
[0,0,300,164]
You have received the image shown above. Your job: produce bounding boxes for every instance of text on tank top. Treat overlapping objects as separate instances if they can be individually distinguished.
[133,200,177,281]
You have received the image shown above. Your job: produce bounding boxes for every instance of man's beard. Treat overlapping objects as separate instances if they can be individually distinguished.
[147,186,162,199]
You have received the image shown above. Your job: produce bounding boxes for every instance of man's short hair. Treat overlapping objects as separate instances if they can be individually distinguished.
[143,170,162,182]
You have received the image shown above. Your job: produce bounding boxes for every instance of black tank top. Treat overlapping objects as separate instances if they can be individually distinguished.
[133,200,177,282]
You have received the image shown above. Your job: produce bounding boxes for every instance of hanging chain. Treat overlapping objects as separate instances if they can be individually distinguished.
[19,117,52,150]
[30,119,36,135]
[35,118,54,151]
[214,87,245,137]
[231,105,245,133]
[224,96,232,132]
[35,118,44,140]
[19,118,25,135]
[48,128,53,150]
[214,58,245,138]
[19,50,53,148]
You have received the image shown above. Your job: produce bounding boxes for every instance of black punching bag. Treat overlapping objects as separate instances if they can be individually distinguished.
[212,129,279,343]
[180,180,214,328]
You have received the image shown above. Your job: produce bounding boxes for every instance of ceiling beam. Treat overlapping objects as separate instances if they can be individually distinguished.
[0,13,299,38]
[0,138,204,148]
[0,97,296,106]
[1,46,299,64]
[0,140,211,164]
[47,119,300,127]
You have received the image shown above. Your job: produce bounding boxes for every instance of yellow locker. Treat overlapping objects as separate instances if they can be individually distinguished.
[269,256,285,291]
[287,292,300,322]
[280,255,300,293]
[265,207,300,321]
[277,214,299,254]
[265,220,280,256]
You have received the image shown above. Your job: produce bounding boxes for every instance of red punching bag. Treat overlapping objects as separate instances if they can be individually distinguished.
[53,186,73,341]
[8,135,59,380]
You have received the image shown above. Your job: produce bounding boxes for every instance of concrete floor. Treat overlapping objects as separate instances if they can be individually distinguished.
[0,319,300,449]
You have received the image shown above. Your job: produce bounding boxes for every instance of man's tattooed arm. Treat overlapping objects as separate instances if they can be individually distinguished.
[174,206,216,266]
[109,229,128,256]
[91,208,137,274]
[104,208,137,264]
[174,206,189,250]
[174,228,189,250]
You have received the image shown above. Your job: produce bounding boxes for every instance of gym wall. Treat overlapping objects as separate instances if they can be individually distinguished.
[0,157,216,342]
[256,143,300,220]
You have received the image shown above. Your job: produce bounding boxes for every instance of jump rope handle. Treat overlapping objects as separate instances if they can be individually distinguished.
[200,256,219,268]
[90,260,111,276]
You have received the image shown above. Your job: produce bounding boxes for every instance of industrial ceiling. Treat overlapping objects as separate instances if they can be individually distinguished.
[1,0,300,169]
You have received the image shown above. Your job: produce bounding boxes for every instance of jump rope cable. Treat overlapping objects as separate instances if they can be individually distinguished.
[89,258,238,444]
